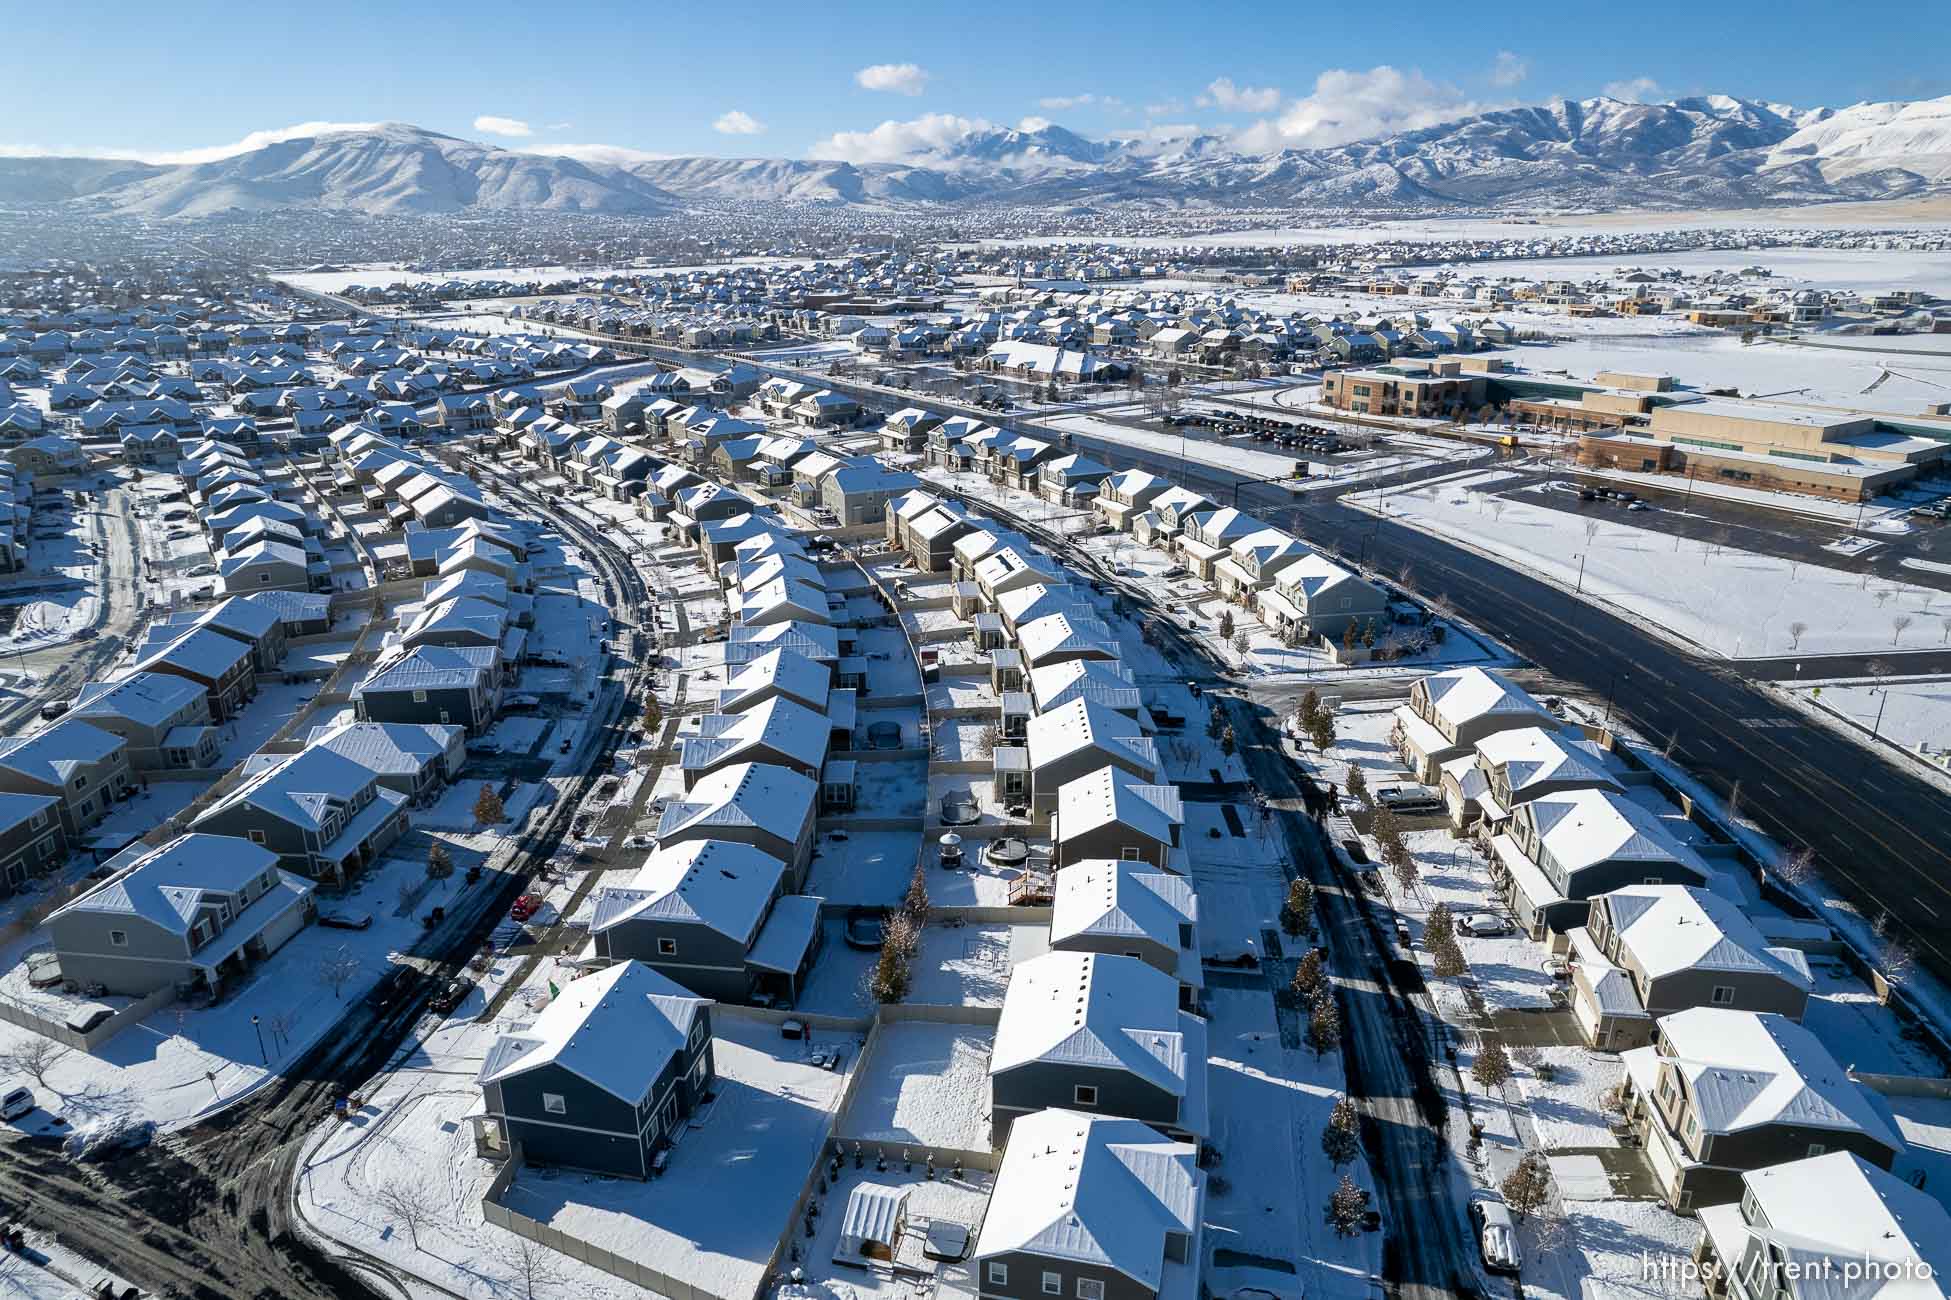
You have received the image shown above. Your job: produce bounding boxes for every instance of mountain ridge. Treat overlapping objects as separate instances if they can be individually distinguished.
[5,94,1950,217]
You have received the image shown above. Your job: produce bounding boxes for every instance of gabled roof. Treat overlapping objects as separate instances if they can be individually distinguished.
[0,717,125,786]
[305,720,464,780]
[1519,787,1707,878]
[975,1110,1201,1292]
[1057,766,1183,847]
[590,840,787,945]
[1474,727,1621,798]
[715,647,830,714]
[1652,1008,1901,1150]
[657,762,816,844]
[1029,658,1143,717]
[678,696,831,778]
[355,644,493,695]
[49,833,289,935]
[1052,859,1199,975]
[1602,886,1812,988]
[71,672,207,730]
[1027,698,1158,779]
[1017,611,1118,665]
[1415,667,1546,729]
[478,960,707,1103]
[195,747,375,833]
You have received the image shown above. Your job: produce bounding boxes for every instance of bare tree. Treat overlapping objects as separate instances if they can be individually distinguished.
[0,1036,67,1087]
[496,1234,569,1300]
[1231,628,1253,661]
[1787,620,1809,651]
[1942,615,1951,646]
[1893,614,1913,645]
[1583,518,1601,548]
[1724,778,1743,823]
[1472,1039,1512,1092]
[1873,587,1894,610]
[318,947,361,1000]
[1777,846,1816,888]
[1500,1151,1554,1218]
[373,1176,437,1252]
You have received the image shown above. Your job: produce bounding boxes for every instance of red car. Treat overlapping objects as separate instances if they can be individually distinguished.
[510,894,543,921]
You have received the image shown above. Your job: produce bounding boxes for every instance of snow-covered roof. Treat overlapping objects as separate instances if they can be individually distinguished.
[1698,1153,1951,1300]
[657,762,817,844]
[1017,611,1118,665]
[1517,787,1708,879]
[304,720,463,780]
[196,747,376,833]
[715,648,831,715]
[1652,1008,1902,1150]
[1601,886,1812,988]
[478,960,708,1103]
[590,839,787,945]
[133,626,253,681]
[678,696,831,780]
[50,833,290,935]
[1029,658,1143,717]
[1027,698,1158,780]
[975,1109,1202,1295]
[1051,859,1200,989]
[0,717,125,786]
[1474,727,1620,799]
[71,671,207,730]
[992,951,1206,1129]
[1057,766,1183,848]
[1414,667,1545,731]
[356,644,493,695]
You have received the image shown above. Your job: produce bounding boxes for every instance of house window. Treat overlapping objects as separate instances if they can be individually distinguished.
[1077,1282,1104,1300]
[987,1264,1008,1287]
[1120,847,1141,861]
[1710,986,1735,1005]
[1042,1273,1062,1296]
[248,829,267,845]
[1073,1085,1098,1107]
[1807,1143,1826,1157]
[542,1093,566,1115]
[412,689,428,703]
[658,938,678,956]
[109,930,128,947]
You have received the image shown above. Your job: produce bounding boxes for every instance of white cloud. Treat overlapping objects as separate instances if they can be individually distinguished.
[1038,93,1122,111]
[1490,51,1529,88]
[1603,76,1664,103]
[522,142,676,165]
[855,63,929,96]
[0,121,390,165]
[473,115,533,138]
[713,110,766,136]
[1144,100,1185,118]
[1197,78,1283,113]
[1017,116,1053,133]
[809,112,991,164]
[1232,66,1491,153]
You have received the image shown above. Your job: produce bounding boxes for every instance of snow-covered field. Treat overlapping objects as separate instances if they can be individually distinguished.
[1367,472,1950,657]
[1795,676,1951,754]
[839,1021,994,1155]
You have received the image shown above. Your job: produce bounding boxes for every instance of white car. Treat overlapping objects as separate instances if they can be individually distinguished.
[1460,913,1514,937]
[1469,1194,1521,1274]
[0,1086,33,1121]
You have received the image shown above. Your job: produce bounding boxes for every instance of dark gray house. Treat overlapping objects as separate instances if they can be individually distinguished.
[69,672,219,771]
[974,1110,1204,1300]
[473,960,714,1179]
[189,748,408,885]
[0,720,133,839]
[0,793,66,893]
[988,951,1209,1147]
[655,763,818,890]
[304,720,468,805]
[352,644,501,735]
[588,839,823,1005]
[1054,766,1184,871]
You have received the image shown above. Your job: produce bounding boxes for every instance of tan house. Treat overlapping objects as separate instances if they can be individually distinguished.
[1392,668,1553,784]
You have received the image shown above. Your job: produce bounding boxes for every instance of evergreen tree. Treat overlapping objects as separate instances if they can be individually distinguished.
[426,840,453,880]
[1281,878,1317,939]
[1324,1174,1370,1238]
[1425,901,1455,949]
[1308,988,1342,1057]
[473,783,506,826]
[1432,938,1468,979]
[1291,947,1325,999]
[1321,1095,1361,1168]
[1472,1039,1513,1092]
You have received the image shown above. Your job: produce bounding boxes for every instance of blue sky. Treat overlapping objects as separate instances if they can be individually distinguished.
[3,0,1943,163]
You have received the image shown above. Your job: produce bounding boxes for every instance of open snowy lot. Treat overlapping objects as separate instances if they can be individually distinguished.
[838,1021,994,1156]
[1368,471,1949,657]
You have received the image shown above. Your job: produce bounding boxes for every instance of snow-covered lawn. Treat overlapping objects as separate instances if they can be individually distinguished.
[494,1015,855,1300]
[807,829,927,908]
[0,849,454,1133]
[1366,472,1950,657]
[838,1021,994,1155]
[1794,676,1951,755]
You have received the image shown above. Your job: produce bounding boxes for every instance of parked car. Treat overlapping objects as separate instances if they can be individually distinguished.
[1375,785,1443,815]
[510,894,543,922]
[428,979,470,1013]
[0,1086,34,1121]
[39,699,71,721]
[318,910,373,930]
[1459,913,1514,937]
[1469,1193,1521,1274]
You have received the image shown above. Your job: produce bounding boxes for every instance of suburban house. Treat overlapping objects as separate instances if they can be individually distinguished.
[1214,528,1306,603]
[0,793,67,892]
[131,626,257,721]
[714,648,837,716]
[194,597,290,673]
[1174,508,1258,583]
[0,720,133,838]
[1026,698,1160,816]
[1492,787,1712,939]
[189,748,409,885]
[1028,659,1146,722]
[1393,668,1554,784]
[1055,766,1184,870]
[655,762,818,889]
[1050,858,1201,1010]
[353,644,501,734]
[675,695,832,788]
[1619,1007,1904,1211]
[1094,469,1171,533]
[305,720,468,804]
[989,951,1209,1145]
[1441,726,1622,832]
[473,960,715,1180]
[1692,1153,1951,1300]
[45,834,314,999]
[1257,554,1390,645]
[973,1110,1204,1300]
[1570,886,1813,1051]
[69,672,220,770]
[588,839,823,1005]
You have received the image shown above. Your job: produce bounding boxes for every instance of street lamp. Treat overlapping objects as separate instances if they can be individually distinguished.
[1871,687,1890,739]
[251,1013,267,1065]
[1603,670,1629,729]
[1573,550,1590,594]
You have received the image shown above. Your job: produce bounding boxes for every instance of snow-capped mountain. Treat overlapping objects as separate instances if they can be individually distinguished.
[5,96,1951,218]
